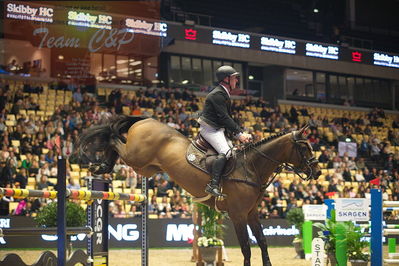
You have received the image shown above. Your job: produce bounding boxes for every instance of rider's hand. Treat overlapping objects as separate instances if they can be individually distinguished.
[239,133,252,143]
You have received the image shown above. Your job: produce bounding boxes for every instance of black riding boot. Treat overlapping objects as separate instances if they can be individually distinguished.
[205,154,227,197]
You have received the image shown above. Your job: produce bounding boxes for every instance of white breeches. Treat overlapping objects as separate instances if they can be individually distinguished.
[199,124,233,158]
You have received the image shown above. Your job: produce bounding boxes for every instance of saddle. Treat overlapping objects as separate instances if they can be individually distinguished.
[186,134,236,177]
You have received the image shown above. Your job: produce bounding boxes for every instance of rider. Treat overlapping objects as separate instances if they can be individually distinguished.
[198,65,252,197]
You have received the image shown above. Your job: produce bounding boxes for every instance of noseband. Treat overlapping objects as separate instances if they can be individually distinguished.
[292,136,319,181]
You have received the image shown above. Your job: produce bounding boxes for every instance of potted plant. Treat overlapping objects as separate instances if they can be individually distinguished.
[286,207,305,259]
[314,211,339,266]
[314,211,369,266]
[196,203,225,265]
[35,201,86,256]
[346,222,370,266]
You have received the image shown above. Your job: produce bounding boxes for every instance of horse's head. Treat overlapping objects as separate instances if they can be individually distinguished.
[289,125,321,180]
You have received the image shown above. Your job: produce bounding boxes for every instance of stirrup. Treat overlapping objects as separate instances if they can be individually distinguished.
[205,184,227,198]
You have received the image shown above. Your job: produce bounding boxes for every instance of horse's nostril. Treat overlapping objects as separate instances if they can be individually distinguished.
[316,170,322,176]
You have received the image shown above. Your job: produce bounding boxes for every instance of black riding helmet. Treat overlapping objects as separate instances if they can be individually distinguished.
[216,65,239,83]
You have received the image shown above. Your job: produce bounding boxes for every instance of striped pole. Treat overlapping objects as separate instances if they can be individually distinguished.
[360,224,399,229]
[384,229,399,235]
[384,258,399,264]
[67,189,146,202]
[0,188,57,199]
[0,188,146,202]
[383,207,399,211]
[1,227,92,236]
[386,225,399,229]
[383,202,399,207]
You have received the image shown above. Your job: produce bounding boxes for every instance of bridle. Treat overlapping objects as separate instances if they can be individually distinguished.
[247,131,319,189]
[290,132,319,180]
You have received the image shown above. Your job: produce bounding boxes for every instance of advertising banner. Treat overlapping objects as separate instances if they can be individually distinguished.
[335,198,370,222]
[0,217,299,248]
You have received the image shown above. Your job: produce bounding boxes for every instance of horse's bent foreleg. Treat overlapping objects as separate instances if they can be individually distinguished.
[231,215,251,266]
[111,138,128,160]
[248,209,272,266]
[88,139,120,174]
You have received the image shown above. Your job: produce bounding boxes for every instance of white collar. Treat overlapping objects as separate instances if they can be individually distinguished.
[220,84,231,97]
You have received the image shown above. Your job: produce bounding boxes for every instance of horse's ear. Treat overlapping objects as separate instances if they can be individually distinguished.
[299,124,309,137]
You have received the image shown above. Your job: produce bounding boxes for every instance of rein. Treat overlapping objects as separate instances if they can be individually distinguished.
[237,132,317,191]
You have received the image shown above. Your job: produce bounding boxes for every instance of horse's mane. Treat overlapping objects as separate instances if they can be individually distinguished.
[239,131,288,153]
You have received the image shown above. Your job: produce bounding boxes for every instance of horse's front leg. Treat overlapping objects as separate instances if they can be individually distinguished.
[231,215,251,266]
[248,208,272,266]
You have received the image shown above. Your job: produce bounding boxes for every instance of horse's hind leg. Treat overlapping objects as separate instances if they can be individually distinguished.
[231,215,251,266]
[248,208,272,266]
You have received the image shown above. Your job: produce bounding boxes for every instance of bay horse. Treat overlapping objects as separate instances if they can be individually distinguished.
[77,115,321,266]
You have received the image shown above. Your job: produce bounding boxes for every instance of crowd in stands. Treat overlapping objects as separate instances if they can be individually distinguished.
[0,80,398,220]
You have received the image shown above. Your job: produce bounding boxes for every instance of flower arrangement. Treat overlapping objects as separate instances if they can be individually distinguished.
[196,203,226,248]
[197,236,224,247]
[345,222,370,262]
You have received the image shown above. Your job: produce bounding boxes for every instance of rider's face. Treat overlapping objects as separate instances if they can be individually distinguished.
[229,75,239,89]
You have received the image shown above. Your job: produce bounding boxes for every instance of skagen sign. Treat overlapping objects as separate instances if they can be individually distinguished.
[32,27,134,53]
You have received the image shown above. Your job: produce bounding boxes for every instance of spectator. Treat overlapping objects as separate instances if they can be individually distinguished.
[0,160,13,187]
[73,88,83,103]
[356,157,366,170]
[148,195,158,214]
[67,178,80,190]
[14,168,28,189]
[125,168,138,189]
[0,184,14,215]
[36,175,54,190]
[318,150,330,163]
[354,169,365,182]
[21,153,33,171]
[156,178,171,197]
[342,167,352,182]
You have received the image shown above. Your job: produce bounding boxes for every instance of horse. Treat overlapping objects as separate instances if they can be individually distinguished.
[76,115,321,266]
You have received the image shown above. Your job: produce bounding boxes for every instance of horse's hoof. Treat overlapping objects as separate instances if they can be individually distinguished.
[88,164,100,173]
[88,163,109,175]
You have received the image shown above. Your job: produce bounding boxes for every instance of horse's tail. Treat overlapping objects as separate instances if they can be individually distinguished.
[76,115,146,174]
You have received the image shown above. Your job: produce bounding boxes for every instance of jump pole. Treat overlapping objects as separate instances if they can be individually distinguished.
[370,188,383,266]
[0,167,147,266]
[141,176,149,266]
[57,157,67,266]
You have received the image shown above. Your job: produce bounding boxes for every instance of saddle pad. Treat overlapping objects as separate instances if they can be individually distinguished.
[186,142,235,177]
[186,142,209,174]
